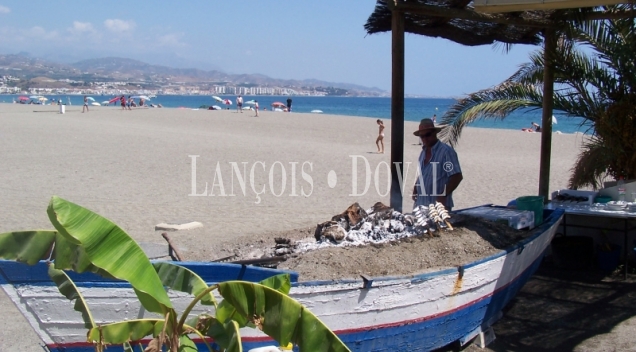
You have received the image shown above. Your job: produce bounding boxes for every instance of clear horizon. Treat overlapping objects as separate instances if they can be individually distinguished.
[0,1,539,97]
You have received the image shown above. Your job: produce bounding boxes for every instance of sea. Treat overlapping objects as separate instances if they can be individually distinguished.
[1,94,590,134]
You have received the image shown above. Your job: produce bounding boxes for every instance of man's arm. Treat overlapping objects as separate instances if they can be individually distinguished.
[435,173,463,206]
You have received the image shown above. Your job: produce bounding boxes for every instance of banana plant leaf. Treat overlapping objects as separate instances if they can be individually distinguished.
[205,320,242,352]
[87,319,165,344]
[47,196,172,314]
[153,262,216,306]
[178,335,198,352]
[216,274,291,327]
[47,264,96,329]
[0,230,56,264]
[218,281,350,352]
[0,230,114,279]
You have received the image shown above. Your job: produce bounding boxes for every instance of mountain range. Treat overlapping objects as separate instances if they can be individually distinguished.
[0,53,387,96]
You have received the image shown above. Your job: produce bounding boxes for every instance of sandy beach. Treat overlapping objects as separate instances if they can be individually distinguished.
[0,103,587,350]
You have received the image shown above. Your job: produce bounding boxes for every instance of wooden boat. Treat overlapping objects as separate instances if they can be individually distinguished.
[0,207,564,352]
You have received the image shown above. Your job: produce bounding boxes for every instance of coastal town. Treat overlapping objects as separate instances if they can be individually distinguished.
[0,55,385,98]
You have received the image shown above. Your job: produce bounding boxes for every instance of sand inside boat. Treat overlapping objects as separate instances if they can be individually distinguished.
[196,214,532,282]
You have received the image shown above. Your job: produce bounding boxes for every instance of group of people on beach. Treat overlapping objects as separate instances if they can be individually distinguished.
[234,95,294,117]
[118,95,149,110]
[522,122,542,133]
[375,114,464,212]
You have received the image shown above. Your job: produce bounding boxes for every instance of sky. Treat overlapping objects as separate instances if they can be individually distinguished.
[0,1,541,97]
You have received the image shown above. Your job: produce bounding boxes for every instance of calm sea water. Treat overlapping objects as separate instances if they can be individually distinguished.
[2,94,590,134]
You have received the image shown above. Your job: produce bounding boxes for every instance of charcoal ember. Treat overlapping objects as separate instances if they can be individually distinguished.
[319,222,347,243]
[331,202,368,230]
[371,202,393,220]
[389,220,405,233]
[314,223,325,241]
[275,247,292,256]
[275,237,291,245]
[391,211,404,222]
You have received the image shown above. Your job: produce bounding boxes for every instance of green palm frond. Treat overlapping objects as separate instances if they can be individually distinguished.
[440,82,543,146]
[445,16,636,184]
[568,137,612,189]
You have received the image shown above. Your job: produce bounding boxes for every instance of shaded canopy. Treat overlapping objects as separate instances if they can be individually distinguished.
[364,0,553,45]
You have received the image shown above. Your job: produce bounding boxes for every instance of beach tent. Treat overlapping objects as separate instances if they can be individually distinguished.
[365,0,631,211]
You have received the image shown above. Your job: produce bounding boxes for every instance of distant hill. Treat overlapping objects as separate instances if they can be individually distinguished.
[0,53,387,95]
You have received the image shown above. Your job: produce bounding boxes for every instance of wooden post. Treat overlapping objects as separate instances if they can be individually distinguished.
[539,28,556,202]
[390,7,406,212]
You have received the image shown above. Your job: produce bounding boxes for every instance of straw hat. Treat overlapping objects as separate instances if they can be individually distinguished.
[413,118,445,136]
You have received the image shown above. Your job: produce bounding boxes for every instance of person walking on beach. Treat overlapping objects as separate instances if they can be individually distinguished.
[120,95,126,110]
[286,97,292,112]
[432,114,437,123]
[254,100,259,117]
[376,119,385,154]
[236,95,243,113]
[411,118,463,211]
[82,96,89,113]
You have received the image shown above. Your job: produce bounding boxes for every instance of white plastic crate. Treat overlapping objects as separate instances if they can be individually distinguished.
[457,206,535,230]
[551,189,598,205]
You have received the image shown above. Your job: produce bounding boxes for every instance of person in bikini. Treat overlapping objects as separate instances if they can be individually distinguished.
[376,119,385,153]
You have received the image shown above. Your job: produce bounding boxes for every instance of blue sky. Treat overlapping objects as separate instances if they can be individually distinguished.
[0,1,540,97]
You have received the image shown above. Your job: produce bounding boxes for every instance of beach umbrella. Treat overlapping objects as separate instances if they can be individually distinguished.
[91,102,100,106]
[212,96,223,102]
[86,97,95,101]
[223,99,232,106]
[18,96,29,101]
[244,100,256,105]
[108,96,121,103]
[29,95,41,99]
[101,101,110,105]
[212,105,222,110]
[38,97,48,101]
[271,102,286,108]
[552,115,558,124]
[131,95,150,100]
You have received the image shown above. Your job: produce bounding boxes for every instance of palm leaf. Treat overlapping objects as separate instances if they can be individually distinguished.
[204,320,243,352]
[218,281,350,352]
[216,274,291,328]
[0,230,56,264]
[178,335,199,352]
[47,264,96,329]
[46,196,173,314]
[87,319,165,344]
[153,262,216,306]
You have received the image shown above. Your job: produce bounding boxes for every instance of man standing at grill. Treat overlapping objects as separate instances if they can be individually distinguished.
[411,118,463,211]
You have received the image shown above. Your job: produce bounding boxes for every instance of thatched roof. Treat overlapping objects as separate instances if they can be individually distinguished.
[365,0,558,46]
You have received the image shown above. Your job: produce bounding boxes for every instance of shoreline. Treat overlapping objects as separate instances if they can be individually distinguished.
[0,97,589,135]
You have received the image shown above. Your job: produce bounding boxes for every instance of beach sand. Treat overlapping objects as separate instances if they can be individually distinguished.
[0,103,595,350]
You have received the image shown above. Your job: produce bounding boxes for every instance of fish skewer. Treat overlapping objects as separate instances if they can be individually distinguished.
[428,204,442,232]
[413,205,434,237]
[435,202,454,230]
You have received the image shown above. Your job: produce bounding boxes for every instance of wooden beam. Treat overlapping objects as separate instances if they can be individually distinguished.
[391,8,406,212]
[395,2,636,28]
[539,28,556,203]
[395,2,553,28]
[475,0,624,13]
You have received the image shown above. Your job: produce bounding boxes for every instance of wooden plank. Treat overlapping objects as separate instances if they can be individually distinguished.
[539,28,556,203]
[391,7,406,212]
